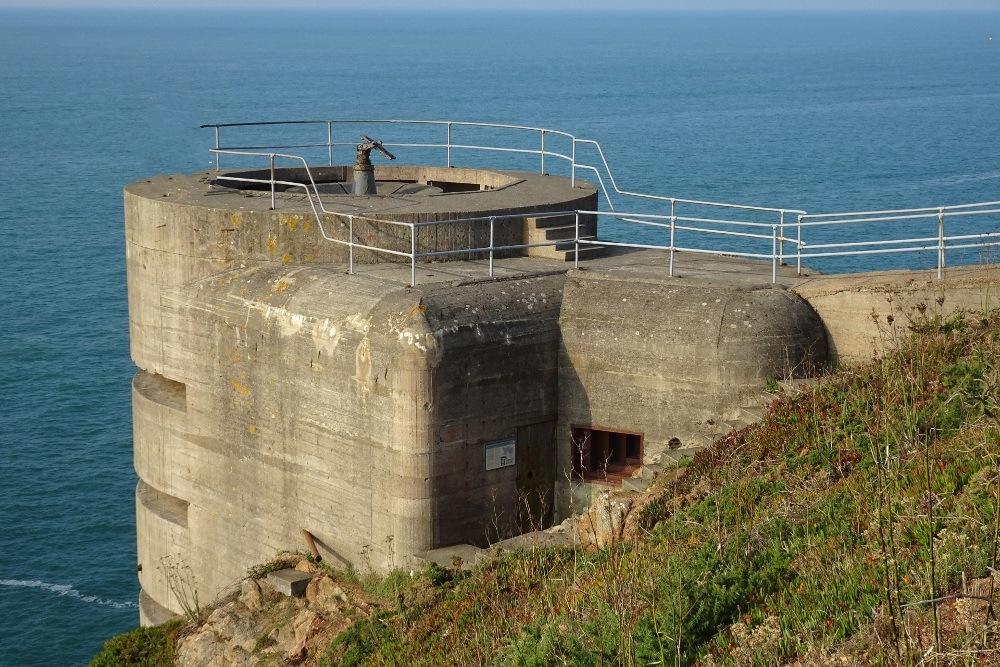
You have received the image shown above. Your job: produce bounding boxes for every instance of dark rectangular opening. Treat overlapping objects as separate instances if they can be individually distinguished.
[428,180,482,193]
[571,426,644,485]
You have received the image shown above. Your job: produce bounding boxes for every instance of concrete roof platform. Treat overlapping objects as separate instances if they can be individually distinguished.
[137,166,597,220]
[340,246,815,290]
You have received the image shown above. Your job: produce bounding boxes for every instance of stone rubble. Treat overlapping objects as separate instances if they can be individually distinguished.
[175,557,373,667]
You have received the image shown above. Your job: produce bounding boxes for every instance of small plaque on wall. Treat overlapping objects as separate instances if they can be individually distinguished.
[484,438,516,471]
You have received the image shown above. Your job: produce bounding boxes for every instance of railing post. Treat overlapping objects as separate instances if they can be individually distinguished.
[411,224,417,287]
[214,127,221,171]
[571,139,576,188]
[771,224,778,284]
[574,212,580,269]
[269,153,276,210]
[348,215,355,275]
[937,208,945,280]
[447,123,452,168]
[540,130,546,174]
[796,214,803,276]
[489,216,495,278]
[327,121,333,167]
[778,210,785,265]
[669,200,676,278]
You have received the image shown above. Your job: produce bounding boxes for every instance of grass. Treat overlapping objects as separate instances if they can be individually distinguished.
[317,309,1000,666]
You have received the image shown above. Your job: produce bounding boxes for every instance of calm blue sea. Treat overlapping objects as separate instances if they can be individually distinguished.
[1,8,998,665]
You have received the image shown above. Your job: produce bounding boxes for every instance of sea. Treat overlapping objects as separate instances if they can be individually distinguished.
[1,8,998,666]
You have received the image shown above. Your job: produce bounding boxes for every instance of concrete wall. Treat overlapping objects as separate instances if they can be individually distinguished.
[419,275,566,541]
[792,266,1000,366]
[555,271,827,517]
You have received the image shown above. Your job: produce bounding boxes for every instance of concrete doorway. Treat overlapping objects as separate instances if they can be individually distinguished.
[516,420,556,532]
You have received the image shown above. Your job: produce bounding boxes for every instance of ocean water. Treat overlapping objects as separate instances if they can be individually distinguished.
[1,8,998,666]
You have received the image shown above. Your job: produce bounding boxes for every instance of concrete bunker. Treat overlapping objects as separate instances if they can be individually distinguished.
[126,157,831,624]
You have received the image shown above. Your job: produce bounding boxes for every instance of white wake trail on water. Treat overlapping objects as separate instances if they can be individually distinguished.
[0,579,138,609]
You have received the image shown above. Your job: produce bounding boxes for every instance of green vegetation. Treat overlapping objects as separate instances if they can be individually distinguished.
[321,310,1000,666]
[89,619,183,667]
[245,553,301,581]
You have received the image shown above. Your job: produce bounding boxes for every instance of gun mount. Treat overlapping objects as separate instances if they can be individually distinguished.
[353,134,396,195]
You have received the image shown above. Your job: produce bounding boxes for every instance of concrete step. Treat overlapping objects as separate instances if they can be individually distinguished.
[562,246,606,261]
[528,241,605,261]
[524,213,601,261]
[555,242,606,260]
[526,227,599,247]
[621,476,651,493]
[528,213,581,230]
[620,460,665,492]
[533,224,592,242]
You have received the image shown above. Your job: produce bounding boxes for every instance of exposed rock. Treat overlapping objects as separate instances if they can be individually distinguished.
[175,554,375,667]
[176,630,224,667]
[306,576,348,609]
[576,492,633,549]
[294,560,317,574]
[287,640,308,664]
[240,579,264,612]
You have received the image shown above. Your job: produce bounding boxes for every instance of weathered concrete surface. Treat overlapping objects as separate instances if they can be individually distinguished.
[130,263,569,618]
[554,264,827,517]
[792,266,1000,365]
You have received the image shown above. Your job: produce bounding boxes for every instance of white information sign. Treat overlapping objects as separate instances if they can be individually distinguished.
[484,438,516,471]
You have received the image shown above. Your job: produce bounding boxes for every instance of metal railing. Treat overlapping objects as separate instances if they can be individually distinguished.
[795,202,1000,279]
[203,119,577,176]
[200,119,1000,286]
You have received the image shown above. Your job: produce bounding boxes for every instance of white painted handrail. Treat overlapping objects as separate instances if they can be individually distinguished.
[202,120,1000,285]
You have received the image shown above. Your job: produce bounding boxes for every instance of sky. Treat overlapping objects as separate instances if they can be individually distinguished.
[0,0,998,10]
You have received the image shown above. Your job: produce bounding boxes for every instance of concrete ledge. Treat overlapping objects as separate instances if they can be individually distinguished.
[132,370,186,412]
[136,480,189,528]
[139,588,179,627]
[266,569,313,597]
[413,544,485,571]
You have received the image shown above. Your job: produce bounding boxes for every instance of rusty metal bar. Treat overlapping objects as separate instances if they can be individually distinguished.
[302,529,322,562]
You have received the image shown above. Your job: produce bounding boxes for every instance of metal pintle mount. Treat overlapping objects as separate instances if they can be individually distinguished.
[353,134,396,195]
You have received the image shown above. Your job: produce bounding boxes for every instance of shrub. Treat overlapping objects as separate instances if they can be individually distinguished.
[88,619,183,667]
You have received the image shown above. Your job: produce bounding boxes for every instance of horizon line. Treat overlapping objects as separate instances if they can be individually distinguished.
[2,4,1000,12]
